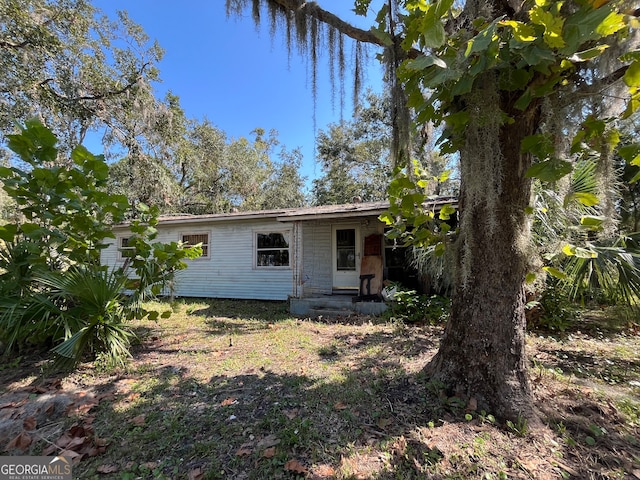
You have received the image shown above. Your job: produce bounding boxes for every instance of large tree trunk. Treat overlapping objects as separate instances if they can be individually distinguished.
[426,78,541,421]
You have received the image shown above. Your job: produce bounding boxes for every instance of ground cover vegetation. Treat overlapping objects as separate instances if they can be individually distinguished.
[0,299,638,479]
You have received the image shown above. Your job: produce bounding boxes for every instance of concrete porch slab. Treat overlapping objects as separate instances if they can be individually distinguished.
[289,295,388,317]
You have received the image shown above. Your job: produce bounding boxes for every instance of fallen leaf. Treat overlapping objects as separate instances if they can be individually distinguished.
[220,397,236,406]
[334,401,348,410]
[44,403,56,416]
[56,433,73,449]
[5,431,32,451]
[262,446,276,458]
[235,447,252,457]
[376,417,393,429]
[131,414,146,426]
[284,459,308,474]
[125,392,140,403]
[65,436,88,451]
[633,469,640,480]
[256,434,280,449]
[97,391,116,402]
[58,450,82,465]
[23,416,37,431]
[188,468,204,480]
[283,408,299,420]
[96,464,119,474]
[142,462,157,470]
[466,397,478,412]
[42,444,58,456]
[312,464,336,478]
[1,399,28,409]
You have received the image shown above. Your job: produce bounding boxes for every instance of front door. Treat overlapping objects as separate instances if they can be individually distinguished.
[332,225,360,291]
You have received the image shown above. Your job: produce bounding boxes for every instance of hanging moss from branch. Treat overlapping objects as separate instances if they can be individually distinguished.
[225,0,379,130]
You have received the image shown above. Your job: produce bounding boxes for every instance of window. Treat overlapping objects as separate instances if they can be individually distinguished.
[181,233,209,258]
[256,231,290,267]
[118,236,135,260]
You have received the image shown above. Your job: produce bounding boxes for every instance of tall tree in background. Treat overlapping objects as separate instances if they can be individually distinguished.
[312,91,456,205]
[312,92,391,204]
[0,0,163,158]
[227,0,640,419]
[108,107,307,214]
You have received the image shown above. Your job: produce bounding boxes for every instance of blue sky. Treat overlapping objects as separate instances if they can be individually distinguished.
[91,1,386,188]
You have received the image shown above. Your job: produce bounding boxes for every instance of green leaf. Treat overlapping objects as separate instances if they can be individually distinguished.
[569,45,609,62]
[434,0,454,18]
[465,19,498,57]
[519,44,556,67]
[161,310,172,319]
[405,54,447,70]
[619,143,640,166]
[525,272,537,284]
[370,25,393,46]
[543,266,568,280]
[0,224,18,242]
[530,6,565,49]
[500,20,537,42]
[379,212,395,225]
[562,5,614,53]
[439,204,456,220]
[521,134,554,159]
[499,68,534,91]
[437,170,450,183]
[623,61,640,88]
[595,11,625,37]
[566,192,599,207]
[580,215,605,227]
[514,88,533,110]
[525,160,572,182]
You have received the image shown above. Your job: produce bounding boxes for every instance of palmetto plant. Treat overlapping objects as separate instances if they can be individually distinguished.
[534,159,640,308]
[0,266,137,366]
[37,267,136,367]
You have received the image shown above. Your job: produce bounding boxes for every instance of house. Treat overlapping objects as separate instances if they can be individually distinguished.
[101,198,455,316]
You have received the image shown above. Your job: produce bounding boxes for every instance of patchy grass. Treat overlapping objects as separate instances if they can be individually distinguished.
[1,299,639,479]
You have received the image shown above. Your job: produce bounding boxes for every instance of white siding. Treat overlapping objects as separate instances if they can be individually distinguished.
[101,218,294,300]
[299,217,384,297]
[300,221,332,296]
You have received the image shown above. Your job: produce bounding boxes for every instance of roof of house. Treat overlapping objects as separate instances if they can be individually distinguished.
[114,197,457,228]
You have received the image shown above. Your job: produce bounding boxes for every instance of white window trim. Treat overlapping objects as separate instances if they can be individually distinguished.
[254,229,292,270]
[116,235,135,262]
[180,231,211,260]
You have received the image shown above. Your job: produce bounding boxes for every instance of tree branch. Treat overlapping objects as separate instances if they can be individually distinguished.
[562,64,629,107]
[0,12,59,50]
[269,0,385,47]
[39,63,150,103]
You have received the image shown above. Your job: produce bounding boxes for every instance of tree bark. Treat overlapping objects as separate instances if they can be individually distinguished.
[426,99,541,421]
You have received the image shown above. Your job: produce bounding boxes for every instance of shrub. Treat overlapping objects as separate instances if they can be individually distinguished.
[0,120,200,366]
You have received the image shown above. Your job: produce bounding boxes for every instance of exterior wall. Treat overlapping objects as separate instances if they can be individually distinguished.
[298,217,384,298]
[101,218,294,301]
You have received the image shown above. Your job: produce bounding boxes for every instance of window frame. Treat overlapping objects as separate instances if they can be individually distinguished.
[117,235,135,261]
[180,231,211,260]
[254,229,292,269]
